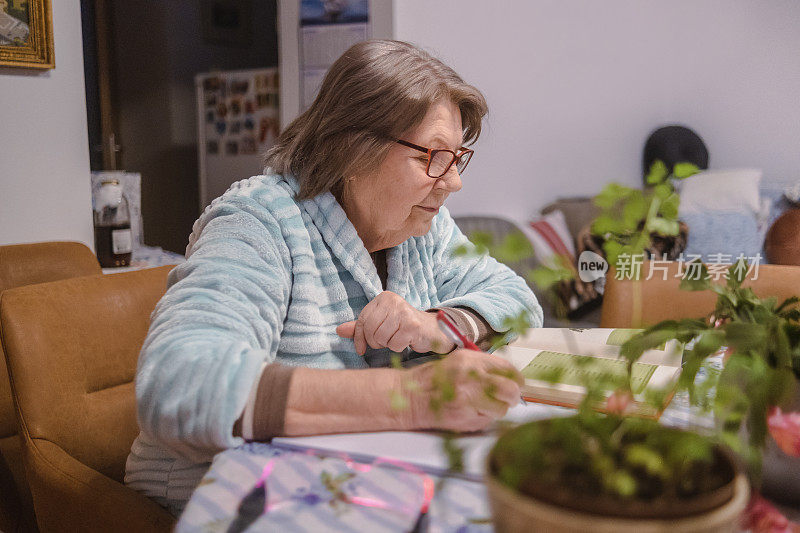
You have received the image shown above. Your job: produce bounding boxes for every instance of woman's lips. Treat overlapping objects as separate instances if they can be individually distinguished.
[416,205,440,213]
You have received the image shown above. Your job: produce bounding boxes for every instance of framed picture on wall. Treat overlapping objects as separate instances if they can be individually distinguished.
[0,0,54,69]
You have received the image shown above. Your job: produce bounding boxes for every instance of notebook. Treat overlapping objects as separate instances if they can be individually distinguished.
[494,328,683,417]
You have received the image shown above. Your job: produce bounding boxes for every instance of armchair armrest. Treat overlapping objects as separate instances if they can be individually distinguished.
[24,437,175,532]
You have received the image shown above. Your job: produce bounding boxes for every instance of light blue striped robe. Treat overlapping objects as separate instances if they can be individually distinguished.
[125,172,542,513]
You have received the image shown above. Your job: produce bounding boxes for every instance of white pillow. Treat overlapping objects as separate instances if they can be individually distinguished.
[678,168,762,215]
[519,209,576,268]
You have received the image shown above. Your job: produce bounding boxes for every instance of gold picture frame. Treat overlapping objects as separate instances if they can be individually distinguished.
[0,0,54,69]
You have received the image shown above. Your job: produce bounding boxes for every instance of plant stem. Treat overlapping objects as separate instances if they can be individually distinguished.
[629,196,662,327]
[636,196,662,257]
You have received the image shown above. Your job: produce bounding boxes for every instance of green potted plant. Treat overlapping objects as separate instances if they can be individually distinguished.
[530,160,698,321]
[486,416,749,532]
[619,259,800,526]
[482,260,800,532]
[431,166,798,532]
[442,236,749,532]
[481,324,750,532]
[469,164,800,531]
[590,159,698,268]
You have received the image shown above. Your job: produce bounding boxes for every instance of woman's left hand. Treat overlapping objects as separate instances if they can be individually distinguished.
[336,291,455,356]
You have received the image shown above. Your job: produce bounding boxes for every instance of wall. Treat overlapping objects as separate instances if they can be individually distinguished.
[278,0,394,128]
[111,0,277,253]
[0,1,93,247]
[394,0,800,223]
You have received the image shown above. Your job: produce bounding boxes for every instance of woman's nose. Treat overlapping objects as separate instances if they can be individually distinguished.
[437,166,462,193]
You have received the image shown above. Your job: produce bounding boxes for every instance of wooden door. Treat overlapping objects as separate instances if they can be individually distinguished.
[82,0,121,170]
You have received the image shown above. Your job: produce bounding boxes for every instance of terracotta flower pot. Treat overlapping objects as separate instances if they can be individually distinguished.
[485,472,749,533]
[486,421,751,533]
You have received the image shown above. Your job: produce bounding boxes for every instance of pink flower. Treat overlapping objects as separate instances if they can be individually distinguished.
[741,492,796,533]
[708,314,730,329]
[768,407,800,457]
[606,389,633,414]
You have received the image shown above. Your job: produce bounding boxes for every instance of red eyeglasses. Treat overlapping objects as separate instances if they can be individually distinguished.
[396,139,474,179]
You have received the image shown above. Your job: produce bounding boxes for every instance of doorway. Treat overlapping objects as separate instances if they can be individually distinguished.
[81,0,278,253]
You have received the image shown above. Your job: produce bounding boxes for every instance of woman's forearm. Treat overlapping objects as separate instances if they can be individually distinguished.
[282,367,413,436]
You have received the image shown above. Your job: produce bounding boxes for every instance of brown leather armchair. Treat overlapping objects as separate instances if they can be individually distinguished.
[0,241,103,532]
[0,266,176,532]
[600,261,800,327]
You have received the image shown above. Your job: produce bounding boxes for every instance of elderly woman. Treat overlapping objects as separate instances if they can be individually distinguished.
[125,40,542,514]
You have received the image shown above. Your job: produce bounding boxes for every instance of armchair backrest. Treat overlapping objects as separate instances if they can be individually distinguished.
[0,241,102,293]
[0,266,171,482]
[1,241,102,438]
[0,240,102,531]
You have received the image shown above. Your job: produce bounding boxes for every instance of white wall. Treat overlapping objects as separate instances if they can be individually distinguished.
[394,0,800,223]
[0,1,93,247]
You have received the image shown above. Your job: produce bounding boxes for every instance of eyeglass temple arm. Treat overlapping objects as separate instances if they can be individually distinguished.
[395,139,429,153]
[396,139,472,155]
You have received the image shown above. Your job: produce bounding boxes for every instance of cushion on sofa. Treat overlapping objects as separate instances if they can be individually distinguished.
[678,168,762,215]
[522,209,575,268]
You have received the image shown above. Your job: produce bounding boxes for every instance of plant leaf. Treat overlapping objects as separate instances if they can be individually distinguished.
[645,160,669,185]
[595,183,636,209]
[647,217,679,236]
[679,261,710,291]
[672,162,701,179]
[660,193,680,219]
[653,183,673,200]
[727,258,749,289]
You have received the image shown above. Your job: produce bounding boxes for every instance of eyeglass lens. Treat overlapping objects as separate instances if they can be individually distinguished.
[428,150,472,178]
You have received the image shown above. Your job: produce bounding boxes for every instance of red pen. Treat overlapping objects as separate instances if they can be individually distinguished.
[436,310,527,405]
[436,309,481,351]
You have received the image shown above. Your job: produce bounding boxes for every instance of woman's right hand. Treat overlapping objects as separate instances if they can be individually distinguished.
[404,349,524,433]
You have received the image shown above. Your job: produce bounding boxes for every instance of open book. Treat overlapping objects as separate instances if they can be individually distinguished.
[494,328,684,417]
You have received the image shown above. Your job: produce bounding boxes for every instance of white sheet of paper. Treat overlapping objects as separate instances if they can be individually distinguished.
[272,402,572,480]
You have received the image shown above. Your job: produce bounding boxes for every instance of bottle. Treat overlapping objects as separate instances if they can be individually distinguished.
[93,179,133,267]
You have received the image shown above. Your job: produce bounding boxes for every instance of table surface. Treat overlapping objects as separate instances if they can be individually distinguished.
[176,382,717,533]
[100,245,184,274]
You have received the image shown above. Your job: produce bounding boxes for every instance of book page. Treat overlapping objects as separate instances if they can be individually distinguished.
[510,328,683,368]
[514,327,643,350]
[495,342,681,415]
[521,350,657,394]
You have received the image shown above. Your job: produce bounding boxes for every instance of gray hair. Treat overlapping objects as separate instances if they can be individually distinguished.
[264,40,488,200]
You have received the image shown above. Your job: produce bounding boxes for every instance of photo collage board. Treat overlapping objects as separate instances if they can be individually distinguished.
[201,68,280,158]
